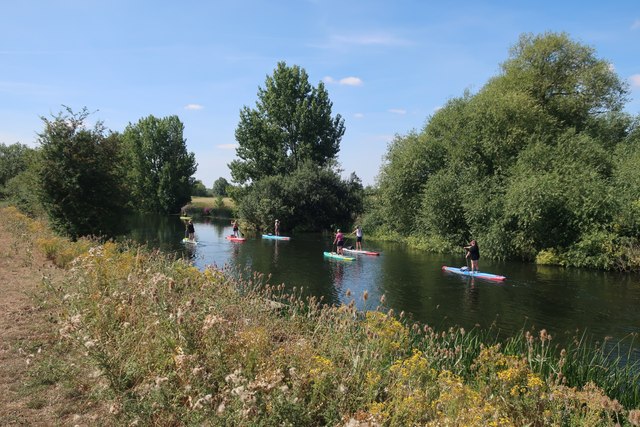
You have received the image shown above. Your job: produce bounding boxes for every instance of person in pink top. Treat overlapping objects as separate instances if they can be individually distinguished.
[333,229,345,254]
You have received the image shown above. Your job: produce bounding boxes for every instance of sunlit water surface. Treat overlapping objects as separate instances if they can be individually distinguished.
[126,215,640,361]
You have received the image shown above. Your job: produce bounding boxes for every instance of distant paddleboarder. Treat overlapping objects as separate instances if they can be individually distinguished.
[186,220,195,241]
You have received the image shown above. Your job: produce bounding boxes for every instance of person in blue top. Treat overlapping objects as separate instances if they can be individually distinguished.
[464,240,480,273]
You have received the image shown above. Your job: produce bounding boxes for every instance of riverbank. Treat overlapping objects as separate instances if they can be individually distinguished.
[0,210,104,425]
[2,206,639,425]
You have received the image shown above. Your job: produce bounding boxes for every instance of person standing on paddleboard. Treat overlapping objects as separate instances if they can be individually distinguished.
[231,219,239,237]
[187,220,195,241]
[464,240,480,273]
[333,229,345,254]
[352,225,363,250]
[274,219,280,236]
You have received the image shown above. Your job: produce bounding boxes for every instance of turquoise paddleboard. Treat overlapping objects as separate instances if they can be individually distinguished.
[323,251,355,261]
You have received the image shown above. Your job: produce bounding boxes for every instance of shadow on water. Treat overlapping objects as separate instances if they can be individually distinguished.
[124,214,640,362]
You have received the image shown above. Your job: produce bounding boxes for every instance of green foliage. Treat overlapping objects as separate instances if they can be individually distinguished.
[38,107,129,238]
[211,177,229,197]
[0,142,35,190]
[122,115,197,214]
[238,164,363,232]
[1,146,45,216]
[229,62,345,184]
[369,32,640,270]
[416,169,467,242]
[191,179,208,197]
[500,32,627,130]
[376,130,447,235]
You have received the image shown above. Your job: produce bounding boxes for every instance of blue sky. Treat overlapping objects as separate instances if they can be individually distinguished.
[1,1,639,186]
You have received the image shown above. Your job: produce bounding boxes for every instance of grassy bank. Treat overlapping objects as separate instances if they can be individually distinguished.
[3,206,640,426]
[182,196,235,219]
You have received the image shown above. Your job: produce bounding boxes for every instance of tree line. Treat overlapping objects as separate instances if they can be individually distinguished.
[363,32,640,271]
[1,107,197,239]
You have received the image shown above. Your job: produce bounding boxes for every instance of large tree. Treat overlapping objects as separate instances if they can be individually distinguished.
[38,107,128,238]
[368,32,638,270]
[498,32,628,131]
[212,177,229,197]
[229,62,345,184]
[122,115,197,213]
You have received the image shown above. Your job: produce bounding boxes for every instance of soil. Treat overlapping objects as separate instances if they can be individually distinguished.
[0,224,101,426]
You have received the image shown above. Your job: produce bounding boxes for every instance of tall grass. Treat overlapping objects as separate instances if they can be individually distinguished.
[3,205,640,426]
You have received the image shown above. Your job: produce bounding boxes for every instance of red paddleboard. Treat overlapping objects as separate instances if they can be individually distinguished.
[226,235,246,242]
[342,248,380,256]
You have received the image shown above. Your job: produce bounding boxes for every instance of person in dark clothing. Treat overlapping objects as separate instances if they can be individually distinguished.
[464,240,480,273]
[187,220,195,241]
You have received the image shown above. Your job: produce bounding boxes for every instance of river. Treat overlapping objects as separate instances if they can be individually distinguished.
[126,215,640,360]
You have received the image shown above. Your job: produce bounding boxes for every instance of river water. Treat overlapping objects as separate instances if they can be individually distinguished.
[126,215,640,359]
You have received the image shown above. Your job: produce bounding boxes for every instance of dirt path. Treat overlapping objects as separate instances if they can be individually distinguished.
[0,224,98,425]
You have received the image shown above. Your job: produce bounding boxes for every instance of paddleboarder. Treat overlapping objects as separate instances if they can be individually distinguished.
[333,229,345,255]
[275,219,280,236]
[187,220,195,241]
[231,219,239,237]
[351,225,363,250]
[464,240,480,273]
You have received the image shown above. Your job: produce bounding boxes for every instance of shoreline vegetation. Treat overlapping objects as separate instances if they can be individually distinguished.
[180,196,235,219]
[2,206,640,425]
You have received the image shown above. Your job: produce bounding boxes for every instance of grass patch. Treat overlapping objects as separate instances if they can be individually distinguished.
[183,196,235,218]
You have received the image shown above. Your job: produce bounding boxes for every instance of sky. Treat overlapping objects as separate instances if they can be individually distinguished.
[1,1,639,187]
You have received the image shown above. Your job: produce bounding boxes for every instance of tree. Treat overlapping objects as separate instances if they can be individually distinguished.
[368,32,639,268]
[229,62,345,184]
[2,148,45,216]
[38,107,129,238]
[237,163,363,231]
[212,177,229,197]
[192,180,209,197]
[122,115,197,213]
[499,32,628,131]
[0,143,35,191]
[375,129,447,235]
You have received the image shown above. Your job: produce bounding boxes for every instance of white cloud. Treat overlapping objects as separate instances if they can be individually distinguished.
[184,104,204,110]
[339,77,363,86]
[388,108,407,115]
[217,143,238,150]
[631,19,640,30]
[629,74,640,89]
[330,33,410,47]
[323,76,363,86]
[353,113,365,119]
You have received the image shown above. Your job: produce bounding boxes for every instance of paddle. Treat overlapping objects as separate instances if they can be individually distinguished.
[461,247,470,271]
